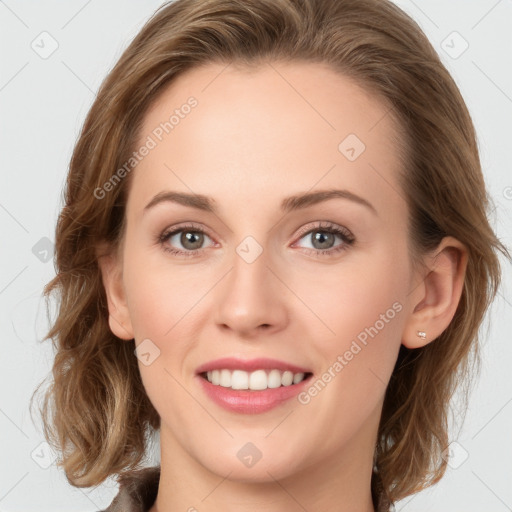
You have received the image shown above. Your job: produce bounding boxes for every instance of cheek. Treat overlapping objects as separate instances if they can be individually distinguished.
[292,249,408,411]
[292,247,408,345]
[122,247,211,396]
[122,243,198,340]
[125,279,174,340]
[295,269,406,437]
[122,252,203,419]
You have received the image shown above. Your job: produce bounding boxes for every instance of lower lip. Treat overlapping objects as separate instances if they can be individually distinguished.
[196,374,312,414]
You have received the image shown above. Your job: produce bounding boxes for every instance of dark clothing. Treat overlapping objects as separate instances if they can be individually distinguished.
[100,466,160,512]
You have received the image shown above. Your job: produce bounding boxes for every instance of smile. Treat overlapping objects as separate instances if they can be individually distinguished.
[202,368,308,390]
[195,357,313,413]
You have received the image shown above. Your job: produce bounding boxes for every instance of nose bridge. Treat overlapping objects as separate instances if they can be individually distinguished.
[213,235,287,334]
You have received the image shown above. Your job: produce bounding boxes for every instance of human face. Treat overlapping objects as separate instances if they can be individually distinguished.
[115,61,414,485]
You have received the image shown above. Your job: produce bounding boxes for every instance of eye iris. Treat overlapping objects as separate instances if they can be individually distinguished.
[181,231,203,250]
[312,231,334,250]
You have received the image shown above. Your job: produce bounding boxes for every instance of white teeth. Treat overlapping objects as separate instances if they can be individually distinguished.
[249,370,267,390]
[267,369,282,388]
[231,370,249,390]
[281,370,293,386]
[204,369,308,390]
[293,372,305,384]
[220,369,231,387]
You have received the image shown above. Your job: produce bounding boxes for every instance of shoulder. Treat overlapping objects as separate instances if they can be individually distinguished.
[100,466,160,512]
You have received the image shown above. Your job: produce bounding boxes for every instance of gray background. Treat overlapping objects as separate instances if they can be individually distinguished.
[0,0,511,510]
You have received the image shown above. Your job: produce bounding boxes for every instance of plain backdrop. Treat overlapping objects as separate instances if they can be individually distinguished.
[0,1,511,510]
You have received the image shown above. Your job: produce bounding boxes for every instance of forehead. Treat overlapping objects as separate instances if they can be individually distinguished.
[128,61,406,221]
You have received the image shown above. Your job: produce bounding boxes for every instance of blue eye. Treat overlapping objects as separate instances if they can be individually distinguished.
[158,221,355,258]
[158,223,215,257]
[293,223,355,256]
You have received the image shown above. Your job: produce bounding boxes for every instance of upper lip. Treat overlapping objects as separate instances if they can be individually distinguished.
[196,357,311,375]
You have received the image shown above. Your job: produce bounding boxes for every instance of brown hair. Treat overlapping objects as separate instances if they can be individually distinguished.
[31,0,510,508]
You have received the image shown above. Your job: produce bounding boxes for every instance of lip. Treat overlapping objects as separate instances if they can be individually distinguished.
[195,357,313,414]
[195,357,311,375]
[196,372,313,414]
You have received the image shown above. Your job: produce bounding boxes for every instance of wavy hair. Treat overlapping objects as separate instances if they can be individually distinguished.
[31,0,510,509]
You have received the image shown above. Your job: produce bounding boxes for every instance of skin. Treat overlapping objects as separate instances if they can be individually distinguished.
[98,61,468,512]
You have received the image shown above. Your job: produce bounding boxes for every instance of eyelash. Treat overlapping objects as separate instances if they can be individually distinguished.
[157,221,355,258]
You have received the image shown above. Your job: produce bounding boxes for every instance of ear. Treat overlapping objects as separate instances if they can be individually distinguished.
[96,243,134,341]
[402,236,468,349]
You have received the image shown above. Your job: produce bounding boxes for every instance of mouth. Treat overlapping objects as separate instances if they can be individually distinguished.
[199,369,313,391]
[195,357,314,414]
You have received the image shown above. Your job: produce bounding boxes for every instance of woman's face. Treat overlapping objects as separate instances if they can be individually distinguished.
[109,61,419,483]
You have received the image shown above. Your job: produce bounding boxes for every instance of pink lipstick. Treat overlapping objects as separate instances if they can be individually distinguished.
[195,357,313,414]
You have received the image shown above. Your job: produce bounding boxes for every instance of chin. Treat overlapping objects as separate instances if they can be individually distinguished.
[189,440,306,483]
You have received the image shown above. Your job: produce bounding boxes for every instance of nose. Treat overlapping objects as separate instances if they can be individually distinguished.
[213,245,288,338]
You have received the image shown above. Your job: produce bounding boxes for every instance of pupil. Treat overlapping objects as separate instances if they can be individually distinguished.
[313,231,334,249]
[182,231,203,250]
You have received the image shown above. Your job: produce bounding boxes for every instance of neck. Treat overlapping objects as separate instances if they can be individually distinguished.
[150,417,379,512]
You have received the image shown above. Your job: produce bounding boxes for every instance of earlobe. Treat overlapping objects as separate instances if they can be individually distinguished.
[402,237,468,349]
[97,250,134,341]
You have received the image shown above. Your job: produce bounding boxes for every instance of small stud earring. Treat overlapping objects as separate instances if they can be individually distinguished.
[417,331,426,340]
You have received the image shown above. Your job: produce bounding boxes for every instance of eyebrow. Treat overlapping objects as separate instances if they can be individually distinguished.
[143,188,377,216]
